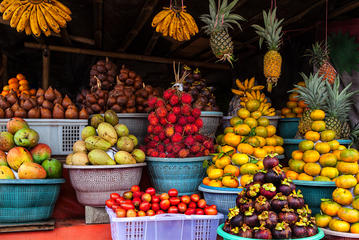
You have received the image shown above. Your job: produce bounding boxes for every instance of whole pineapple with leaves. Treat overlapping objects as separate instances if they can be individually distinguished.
[324,78,359,139]
[291,72,328,136]
[305,42,337,85]
[200,0,245,65]
[252,8,283,92]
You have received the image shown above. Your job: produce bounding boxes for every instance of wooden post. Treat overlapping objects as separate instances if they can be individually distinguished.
[42,48,50,89]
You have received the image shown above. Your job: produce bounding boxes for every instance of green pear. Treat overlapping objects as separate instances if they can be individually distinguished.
[114,151,136,165]
[88,149,116,165]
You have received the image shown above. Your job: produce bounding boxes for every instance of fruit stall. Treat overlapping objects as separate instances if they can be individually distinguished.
[0,0,359,239]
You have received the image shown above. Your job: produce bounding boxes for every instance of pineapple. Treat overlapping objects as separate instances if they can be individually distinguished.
[252,8,283,92]
[200,0,245,65]
[305,42,337,85]
[291,72,328,136]
[324,77,359,139]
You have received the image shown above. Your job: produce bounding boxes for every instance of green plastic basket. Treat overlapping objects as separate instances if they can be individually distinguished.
[0,179,65,223]
[217,223,325,240]
[293,180,336,215]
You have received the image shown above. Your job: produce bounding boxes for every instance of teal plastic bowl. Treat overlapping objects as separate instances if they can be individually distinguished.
[278,118,300,138]
[146,156,211,195]
[0,179,65,223]
[293,180,336,215]
[283,138,352,159]
[217,223,325,240]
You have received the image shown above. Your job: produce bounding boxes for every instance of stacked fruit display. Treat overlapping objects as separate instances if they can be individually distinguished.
[1,74,36,97]
[222,155,319,238]
[0,118,62,179]
[66,110,145,166]
[231,78,276,116]
[281,82,307,118]
[89,58,117,90]
[316,174,359,233]
[106,185,218,217]
[142,88,214,158]
[181,66,219,111]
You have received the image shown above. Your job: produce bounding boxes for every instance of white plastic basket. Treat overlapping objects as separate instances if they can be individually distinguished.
[106,207,223,240]
[0,119,87,155]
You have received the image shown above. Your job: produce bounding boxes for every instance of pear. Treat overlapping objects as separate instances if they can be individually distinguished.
[91,114,104,128]
[104,110,119,126]
[132,149,145,163]
[81,126,96,140]
[114,124,129,137]
[97,122,118,146]
[73,140,87,153]
[128,134,138,146]
[117,136,134,152]
[88,149,116,165]
[65,153,73,165]
[85,136,112,151]
[71,152,89,165]
[114,151,136,165]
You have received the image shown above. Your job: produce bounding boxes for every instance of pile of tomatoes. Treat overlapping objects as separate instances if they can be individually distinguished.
[106,185,218,218]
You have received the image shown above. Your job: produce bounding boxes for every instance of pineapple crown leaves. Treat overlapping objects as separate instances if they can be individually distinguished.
[290,72,328,109]
[252,8,284,51]
[304,41,330,68]
[200,0,246,35]
[350,122,359,145]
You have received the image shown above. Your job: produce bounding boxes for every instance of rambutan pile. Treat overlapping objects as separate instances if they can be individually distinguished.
[143,88,214,158]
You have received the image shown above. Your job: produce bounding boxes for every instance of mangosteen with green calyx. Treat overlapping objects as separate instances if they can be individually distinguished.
[236,224,253,238]
[193,68,201,80]
[238,197,254,213]
[279,206,299,225]
[254,196,271,213]
[260,183,277,199]
[253,171,266,184]
[263,154,279,169]
[253,224,272,239]
[278,178,296,196]
[246,183,261,199]
[264,166,284,185]
[244,207,258,228]
[272,222,292,239]
[297,204,312,218]
[292,220,309,238]
[288,190,305,209]
[258,211,278,229]
[271,193,288,212]
[306,219,318,236]
[223,220,232,233]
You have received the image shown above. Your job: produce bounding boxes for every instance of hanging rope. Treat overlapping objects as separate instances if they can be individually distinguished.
[181,0,184,10]
[214,0,221,29]
[325,0,328,51]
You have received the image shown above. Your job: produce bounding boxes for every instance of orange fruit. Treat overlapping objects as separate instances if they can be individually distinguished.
[224,127,234,134]
[266,125,276,137]
[206,165,217,175]
[281,108,291,115]
[223,133,241,147]
[351,223,359,234]
[303,150,320,163]
[299,140,314,151]
[285,113,297,118]
[253,148,267,159]
[304,163,321,176]
[256,136,266,147]
[239,163,258,175]
[247,136,261,148]
[286,170,299,180]
[16,73,25,80]
[337,161,359,175]
[320,130,336,142]
[286,101,297,109]
[202,177,211,185]
[296,113,303,118]
[289,159,305,173]
[340,148,359,163]
[311,120,326,132]
[338,145,347,150]
[208,179,223,187]
[289,93,299,102]
[255,126,268,137]
[263,146,275,154]
[321,200,341,216]
[245,99,260,112]
[315,213,332,228]
[215,156,232,169]
[293,107,303,114]
[220,145,236,155]
[234,124,251,136]
[231,153,249,166]
[321,167,339,179]
[222,176,239,188]
[237,108,251,119]
[335,175,358,189]
[251,111,262,119]
[297,173,314,181]
[230,117,243,126]
[328,140,340,151]
[319,153,337,167]
[275,146,284,155]
[333,149,342,160]
[244,118,258,128]
[298,100,307,108]
[240,174,253,187]
[237,143,254,155]
[265,137,277,146]
[304,131,320,142]
[310,109,325,120]
[332,188,353,205]
[274,135,284,146]
[315,142,331,154]
[292,150,304,160]
[224,165,240,177]
[258,117,270,127]
[329,219,350,232]
[208,168,224,180]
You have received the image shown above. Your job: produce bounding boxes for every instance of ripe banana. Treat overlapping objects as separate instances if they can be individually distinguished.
[29,6,40,37]
[10,2,28,28]
[248,77,255,88]
[3,1,20,21]
[39,4,60,33]
[16,5,31,32]
[43,3,66,28]
[0,0,15,13]
[24,21,31,35]
[51,0,71,15]
[49,3,71,22]
[151,9,171,27]
[36,5,50,36]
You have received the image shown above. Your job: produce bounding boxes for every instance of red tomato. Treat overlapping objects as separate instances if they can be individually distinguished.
[110,193,120,200]
[142,193,152,202]
[132,197,141,208]
[209,205,217,209]
[152,202,160,212]
[168,206,179,213]
[123,191,133,200]
[147,210,155,216]
[120,202,135,210]
[106,199,115,208]
[169,197,180,206]
[115,196,125,204]
[111,204,120,211]
[184,208,196,215]
[145,187,156,196]
[137,210,146,217]
[139,202,151,212]
[197,199,207,209]
[133,191,143,199]
[156,210,165,215]
[160,199,170,210]
[178,202,187,213]
[115,208,126,218]
[168,189,178,197]
[190,194,200,202]
[180,195,191,204]
[204,206,218,215]
[120,199,132,205]
[188,202,197,209]
[151,195,160,203]
[126,209,137,217]
[159,193,169,200]
[195,208,204,215]
[131,185,140,192]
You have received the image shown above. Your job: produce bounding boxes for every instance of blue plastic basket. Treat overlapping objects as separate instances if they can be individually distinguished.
[0,179,65,223]
[198,184,242,218]
[200,111,224,138]
[278,118,300,138]
[293,180,336,215]
[146,156,210,195]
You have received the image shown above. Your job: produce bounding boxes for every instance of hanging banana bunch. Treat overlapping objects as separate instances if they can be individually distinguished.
[0,0,71,37]
[151,2,198,42]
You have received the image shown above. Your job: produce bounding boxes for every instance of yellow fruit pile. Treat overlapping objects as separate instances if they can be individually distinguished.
[151,6,198,41]
[1,73,35,96]
[231,77,275,116]
[281,81,307,118]
[285,109,359,181]
[316,174,359,233]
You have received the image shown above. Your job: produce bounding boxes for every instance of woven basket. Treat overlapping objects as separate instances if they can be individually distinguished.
[64,163,146,207]
[321,228,359,240]
[200,111,223,138]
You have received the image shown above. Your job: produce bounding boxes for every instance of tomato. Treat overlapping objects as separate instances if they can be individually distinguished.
[195,208,204,215]
[123,191,133,200]
[151,195,160,203]
[190,194,200,202]
[184,208,196,215]
[160,199,170,210]
[178,202,187,213]
[197,199,207,209]
[120,199,132,205]
[142,193,152,202]
[139,202,151,212]
[168,206,179,213]
[152,202,160,212]
[168,189,178,197]
[110,193,120,200]
[188,202,197,209]
[170,197,180,206]
[115,196,125,204]
[133,191,143,199]
[115,208,126,218]
[160,193,169,200]
[137,210,146,217]
[132,198,141,208]
[181,195,191,204]
[126,209,137,218]
[106,199,115,208]
[112,204,120,211]
[147,210,155,216]
[131,185,140,192]
[145,187,156,196]
[120,202,135,210]
[204,206,218,215]
[209,205,217,209]
[156,210,165,215]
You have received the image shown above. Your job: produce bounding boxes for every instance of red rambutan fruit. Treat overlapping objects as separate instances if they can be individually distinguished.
[159,153,166,158]
[163,89,175,100]
[191,124,199,134]
[148,97,158,108]
[178,149,190,158]
[187,116,195,123]
[192,108,201,118]
[167,153,176,158]
[159,131,166,140]
[172,106,181,115]
[155,106,167,118]
[178,116,187,126]
[155,99,165,108]
[165,126,175,137]
[181,93,192,104]
[171,133,183,143]
[169,94,179,106]
[157,144,165,153]
[172,144,182,153]
[181,104,192,116]
[194,134,205,143]
[184,136,195,146]
[174,125,183,133]
[153,136,160,142]
[194,118,203,128]
[166,144,174,153]
[167,113,177,124]
[163,139,171,145]
[147,125,154,134]
[183,124,192,135]
[160,117,167,125]
[153,125,163,135]
[150,151,159,157]
[190,143,201,153]
[148,113,159,125]
[166,104,172,112]
[203,140,213,149]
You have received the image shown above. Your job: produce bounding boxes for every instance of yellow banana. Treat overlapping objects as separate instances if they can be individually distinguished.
[236,79,245,90]
[43,2,66,28]
[182,11,198,33]
[180,16,190,40]
[252,85,265,90]
[24,21,31,35]
[168,13,177,37]
[256,91,260,100]
[155,19,163,32]
[10,2,28,28]
[16,5,31,32]
[244,79,248,89]
[51,0,71,15]
[152,9,170,27]
[39,4,60,33]
[29,6,40,37]
[260,93,265,101]
[179,11,194,35]
[50,4,71,22]
[231,89,244,96]
[246,91,254,100]
[0,0,15,13]
[248,77,255,89]
[177,16,185,41]
[160,11,173,36]
[267,112,275,116]
[240,102,246,107]
[2,1,20,20]
[262,104,269,112]
[36,5,50,36]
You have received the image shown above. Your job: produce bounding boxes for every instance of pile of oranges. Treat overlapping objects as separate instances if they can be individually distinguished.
[1,74,35,96]
[316,174,359,233]
[281,81,307,118]
[203,101,284,188]
[285,109,359,181]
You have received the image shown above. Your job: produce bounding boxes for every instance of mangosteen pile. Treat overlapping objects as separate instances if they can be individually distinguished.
[223,155,318,239]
